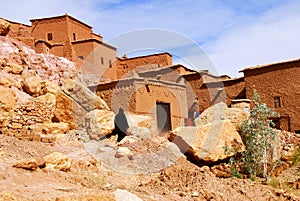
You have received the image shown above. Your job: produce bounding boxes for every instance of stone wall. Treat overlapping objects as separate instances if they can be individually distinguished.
[243,60,300,132]
[2,100,55,142]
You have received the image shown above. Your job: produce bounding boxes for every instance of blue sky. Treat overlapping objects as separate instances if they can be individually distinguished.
[2,0,300,77]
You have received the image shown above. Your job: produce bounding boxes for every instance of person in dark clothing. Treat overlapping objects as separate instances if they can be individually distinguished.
[114,108,129,142]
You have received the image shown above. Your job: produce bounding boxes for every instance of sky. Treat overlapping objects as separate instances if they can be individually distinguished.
[1,0,300,77]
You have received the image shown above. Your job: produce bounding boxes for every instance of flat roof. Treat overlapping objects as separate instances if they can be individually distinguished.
[117,52,172,61]
[72,39,117,50]
[239,58,300,72]
[30,14,92,29]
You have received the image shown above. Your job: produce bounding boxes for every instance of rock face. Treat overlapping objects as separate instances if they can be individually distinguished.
[62,79,109,111]
[53,90,87,129]
[195,102,248,129]
[0,19,10,36]
[85,109,115,140]
[44,152,72,172]
[170,102,246,163]
[0,86,16,112]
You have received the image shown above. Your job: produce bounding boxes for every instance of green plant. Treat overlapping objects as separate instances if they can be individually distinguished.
[238,90,279,182]
[291,145,300,166]
[268,178,281,189]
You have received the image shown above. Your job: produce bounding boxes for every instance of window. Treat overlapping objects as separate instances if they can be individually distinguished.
[109,60,112,67]
[73,33,76,41]
[78,56,84,60]
[101,57,104,65]
[274,96,281,108]
[47,33,53,41]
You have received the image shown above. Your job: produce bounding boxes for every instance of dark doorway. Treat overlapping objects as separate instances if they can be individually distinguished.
[156,102,172,134]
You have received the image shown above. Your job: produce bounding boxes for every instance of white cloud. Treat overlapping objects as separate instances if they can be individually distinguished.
[205,0,300,77]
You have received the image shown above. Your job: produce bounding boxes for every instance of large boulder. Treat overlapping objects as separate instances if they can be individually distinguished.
[53,90,87,129]
[0,19,10,36]
[170,120,245,163]
[195,102,248,129]
[13,157,46,171]
[0,86,16,112]
[85,109,115,140]
[40,80,60,95]
[62,79,109,111]
[39,122,69,134]
[44,152,72,172]
[22,72,42,96]
[7,63,23,74]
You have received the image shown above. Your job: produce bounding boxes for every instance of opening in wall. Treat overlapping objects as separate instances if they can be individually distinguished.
[274,96,281,108]
[47,33,53,41]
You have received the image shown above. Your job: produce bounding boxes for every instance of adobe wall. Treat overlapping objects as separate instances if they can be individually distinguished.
[78,41,117,80]
[133,80,187,130]
[94,77,187,132]
[115,53,173,79]
[67,17,93,41]
[243,62,300,132]
[184,74,245,114]
[31,17,69,44]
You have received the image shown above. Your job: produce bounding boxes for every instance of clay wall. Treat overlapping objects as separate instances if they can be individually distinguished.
[31,17,69,44]
[115,53,172,79]
[243,61,300,132]
[77,41,117,80]
[134,80,187,130]
[94,77,187,132]
[67,17,93,41]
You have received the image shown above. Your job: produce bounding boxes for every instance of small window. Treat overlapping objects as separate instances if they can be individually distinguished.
[109,60,112,67]
[274,96,281,108]
[78,56,84,60]
[73,33,76,41]
[101,57,104,65]
[47,33,53,41]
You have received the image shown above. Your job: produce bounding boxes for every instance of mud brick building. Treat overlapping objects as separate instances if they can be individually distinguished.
[240,59,300,133]
[3,14,116,68]
[3,15,300,133]
[30,14,116,67]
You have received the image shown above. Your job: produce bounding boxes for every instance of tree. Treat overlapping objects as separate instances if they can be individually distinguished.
[238,90,279,181]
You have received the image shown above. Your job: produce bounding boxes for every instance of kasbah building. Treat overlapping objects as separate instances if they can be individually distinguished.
[3,14,300,134]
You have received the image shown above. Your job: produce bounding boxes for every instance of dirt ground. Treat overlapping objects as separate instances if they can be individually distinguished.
[0,134,299,201]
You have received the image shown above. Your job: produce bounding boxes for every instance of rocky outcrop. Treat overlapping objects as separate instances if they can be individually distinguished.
[170,120,245,163]
[44,152,72,172]
[170,102,246,163]
[85,109,115,140]
[53,90,87,130]
[62,79,109,111]
[0,86,16,112]
[195,102,248,129]
[0,19,10,36]
[22,71,42,96]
